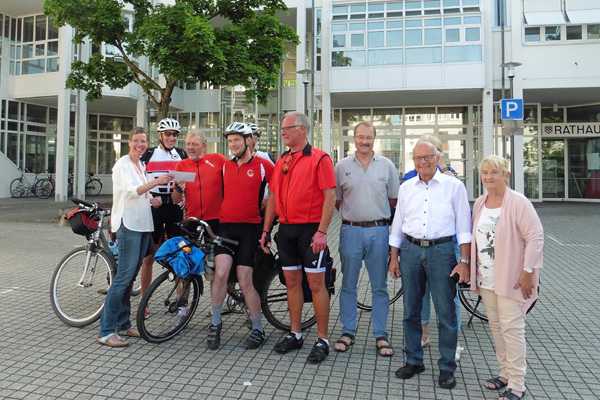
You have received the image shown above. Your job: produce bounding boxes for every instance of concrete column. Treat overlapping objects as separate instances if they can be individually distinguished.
[74,38,90,199]
[0,38,10,98]
[482,89,494,157]
[321,0,332,155]
[136,56,148,128]
[55,25,74,202]
[295,1,307,114]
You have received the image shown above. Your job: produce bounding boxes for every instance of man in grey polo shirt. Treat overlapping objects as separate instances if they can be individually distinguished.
[333,121,400,356]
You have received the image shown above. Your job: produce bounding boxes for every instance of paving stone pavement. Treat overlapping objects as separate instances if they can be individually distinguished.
[0,200,599,400]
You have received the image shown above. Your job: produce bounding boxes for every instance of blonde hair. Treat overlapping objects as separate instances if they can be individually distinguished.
[479,155,510,181]
[186,129,207,145]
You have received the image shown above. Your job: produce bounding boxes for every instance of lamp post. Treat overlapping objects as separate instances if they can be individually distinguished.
[297,68,312,141]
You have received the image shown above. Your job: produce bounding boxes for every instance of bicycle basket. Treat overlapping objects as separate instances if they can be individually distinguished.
[65,208,99,236]
[155,236,205,279]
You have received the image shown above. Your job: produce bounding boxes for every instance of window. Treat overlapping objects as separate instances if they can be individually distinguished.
[567,25,582,40]
[525,27,541,42]
[387,30,403,46]
[333,34,345,48]
[368,31,384,47]
[446,28,460,42]
[424,28,442,44]
[444,45,481,62]
[351,33,364,47]
[406,29,423,46]
[588,24,600,39]
[10,14,59,75]
[544,25,561,41]
[406,47,442,63]
[465,27,480,41]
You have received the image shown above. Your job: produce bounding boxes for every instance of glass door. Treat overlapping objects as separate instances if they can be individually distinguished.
[541,139,565,198]
[567,138,600,199]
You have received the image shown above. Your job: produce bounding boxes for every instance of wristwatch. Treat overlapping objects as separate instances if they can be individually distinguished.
[459,258,470,265]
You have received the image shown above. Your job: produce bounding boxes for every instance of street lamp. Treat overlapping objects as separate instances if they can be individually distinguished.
[501,61,522,98]
[297,68,311,116]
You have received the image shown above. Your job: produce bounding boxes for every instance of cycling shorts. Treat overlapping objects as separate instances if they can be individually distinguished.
[214,223,260,268]
[276,223,325,273]
[151,199,184,244]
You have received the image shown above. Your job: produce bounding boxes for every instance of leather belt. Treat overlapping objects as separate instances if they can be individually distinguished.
[405,234,453,248]
[342,219,389,227]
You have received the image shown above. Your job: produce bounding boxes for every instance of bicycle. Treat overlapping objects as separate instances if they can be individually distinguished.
[10,170,45,198]
[85,173,103,196]
[49,198,141,327]
[458,282,540,325]
[136,218,320,344]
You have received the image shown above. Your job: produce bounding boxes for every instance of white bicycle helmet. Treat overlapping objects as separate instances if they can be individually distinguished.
[224,122,252,138]
[247,123,261,137]
[157,117,181,133]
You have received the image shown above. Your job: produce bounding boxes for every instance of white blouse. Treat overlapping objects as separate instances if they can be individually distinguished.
[111,155,154,233]
[475,205,502,290]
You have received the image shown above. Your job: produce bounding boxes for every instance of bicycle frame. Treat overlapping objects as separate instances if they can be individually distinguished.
[76,208,111,288]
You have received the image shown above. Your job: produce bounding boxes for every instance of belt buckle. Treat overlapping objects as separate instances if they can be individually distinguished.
[421,239,430,247]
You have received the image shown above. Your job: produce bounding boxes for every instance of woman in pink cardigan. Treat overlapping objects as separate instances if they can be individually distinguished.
[470,155,543,400]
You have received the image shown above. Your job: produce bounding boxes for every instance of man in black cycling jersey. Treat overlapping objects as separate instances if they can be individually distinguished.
[139,118,187,301]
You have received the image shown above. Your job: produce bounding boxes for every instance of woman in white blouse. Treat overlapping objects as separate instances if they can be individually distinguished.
[97,127,172,348]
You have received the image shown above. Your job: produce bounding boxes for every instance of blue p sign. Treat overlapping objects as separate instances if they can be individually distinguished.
[501,98,524,121]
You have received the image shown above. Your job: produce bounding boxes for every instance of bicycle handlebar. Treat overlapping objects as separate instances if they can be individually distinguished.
[71,197,110,215]
[179,218,239,246]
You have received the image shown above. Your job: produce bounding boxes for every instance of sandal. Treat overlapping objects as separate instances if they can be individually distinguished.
[119,327,140,338]
[206,323,222,350]
[307,338,329,364]
[375,336,394,357]
[499,389,526,400]
[96,333,128,348]
[485,376,508,391]
[333,333,355,352]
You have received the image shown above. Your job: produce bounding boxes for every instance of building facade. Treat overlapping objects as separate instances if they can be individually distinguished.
[1,0,599,201]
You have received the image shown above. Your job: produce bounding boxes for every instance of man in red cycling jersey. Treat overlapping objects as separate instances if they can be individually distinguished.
[172,129,226,233]
[260,111,336,364]
[207,122,274,351]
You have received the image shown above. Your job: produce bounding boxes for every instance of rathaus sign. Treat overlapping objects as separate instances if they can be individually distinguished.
[542,123,600,137]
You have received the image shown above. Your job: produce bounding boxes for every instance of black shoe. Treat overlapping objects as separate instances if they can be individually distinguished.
[395,364,425,379]
[206,323,222,350]
[307,338,329,364]
[439,371,457,389]
[245,329,265,350]
[274,333,304,354]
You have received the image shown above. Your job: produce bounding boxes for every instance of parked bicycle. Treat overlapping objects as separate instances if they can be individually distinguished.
[135,218,323,344]
[9,169,46,198]
[49,198,140,327]
[36,173,103,199]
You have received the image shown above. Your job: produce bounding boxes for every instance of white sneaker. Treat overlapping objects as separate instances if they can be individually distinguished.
[455,344,465,361]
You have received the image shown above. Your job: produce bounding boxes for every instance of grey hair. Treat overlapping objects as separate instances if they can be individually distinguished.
[415,136,441,155]
[283,111,310,130]
[186,128,207,145]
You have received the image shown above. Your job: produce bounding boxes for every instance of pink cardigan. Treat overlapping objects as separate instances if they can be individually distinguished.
[469,189,544,311]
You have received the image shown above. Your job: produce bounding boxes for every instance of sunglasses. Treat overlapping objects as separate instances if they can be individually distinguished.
[281,154,293,175]
[162,131,179,137]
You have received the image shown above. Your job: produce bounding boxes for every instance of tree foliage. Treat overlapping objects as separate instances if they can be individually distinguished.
[44,0,298,117]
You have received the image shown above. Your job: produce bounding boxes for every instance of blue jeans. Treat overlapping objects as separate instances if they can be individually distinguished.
[339,224,389,338]
[421,285,462,332]
[99,225,151,337]
[400,240,458,373]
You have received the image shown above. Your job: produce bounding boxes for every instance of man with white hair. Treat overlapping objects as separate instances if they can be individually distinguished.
[388,137,472,390]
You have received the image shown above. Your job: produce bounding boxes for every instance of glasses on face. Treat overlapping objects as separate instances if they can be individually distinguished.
[413,154,436,163]
[162,131,178,138]
[280,125,301,132]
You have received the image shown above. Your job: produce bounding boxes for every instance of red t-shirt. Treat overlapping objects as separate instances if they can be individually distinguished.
[220,156,274,224]
[271,144,336,224]
[176,154,226,221]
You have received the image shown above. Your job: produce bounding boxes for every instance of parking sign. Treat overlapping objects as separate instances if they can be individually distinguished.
[501,98,524,120]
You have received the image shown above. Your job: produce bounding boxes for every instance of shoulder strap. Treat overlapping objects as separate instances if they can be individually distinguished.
[174,147,187,159]
[140,148,155,164]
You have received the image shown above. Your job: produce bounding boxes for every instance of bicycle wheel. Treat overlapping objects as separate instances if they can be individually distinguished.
[261,268,317,332]
[50,247,115,327]
[136,270,203,343]
[10,178,26,198]
[85,178,102,196]
[458,285,488,322]
[356,263,404,311]
[35,178,54,199]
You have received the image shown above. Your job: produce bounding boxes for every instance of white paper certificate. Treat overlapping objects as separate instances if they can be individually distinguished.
[168,170,196,182]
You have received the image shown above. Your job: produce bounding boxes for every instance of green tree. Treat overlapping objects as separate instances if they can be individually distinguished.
[44,0,298,118]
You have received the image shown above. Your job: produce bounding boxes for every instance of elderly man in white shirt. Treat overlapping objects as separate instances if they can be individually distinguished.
[388,138,471,390]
